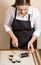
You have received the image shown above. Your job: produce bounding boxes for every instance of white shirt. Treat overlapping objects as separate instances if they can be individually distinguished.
[4,6,41,37]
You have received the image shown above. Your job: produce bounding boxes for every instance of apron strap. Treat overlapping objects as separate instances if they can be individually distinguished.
[14,8,17,19]
[28,14,30,21]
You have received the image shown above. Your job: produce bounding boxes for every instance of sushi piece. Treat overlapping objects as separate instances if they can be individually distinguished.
[12,56,16,63]
[12,55,21,63]
[9,55,13,61]
[20,52,29,58]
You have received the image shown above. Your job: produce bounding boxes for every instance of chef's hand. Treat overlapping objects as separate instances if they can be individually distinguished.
[28,41,34,53]
[12,36,18,47]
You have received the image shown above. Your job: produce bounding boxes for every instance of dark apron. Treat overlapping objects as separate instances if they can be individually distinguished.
[10,8,37,49]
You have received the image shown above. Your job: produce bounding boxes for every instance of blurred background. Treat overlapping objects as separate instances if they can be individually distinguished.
[0,0,41,49]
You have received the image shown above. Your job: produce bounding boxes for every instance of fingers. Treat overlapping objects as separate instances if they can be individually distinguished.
[28,46,34,53]
[28,43,34,53]
[12,39,18,48]
[13,43,17,47]
[15,43,18,47]
[13,42,18,47]
[30,45,34,53]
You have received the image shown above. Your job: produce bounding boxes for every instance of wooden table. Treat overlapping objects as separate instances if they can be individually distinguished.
[33,49,41,65]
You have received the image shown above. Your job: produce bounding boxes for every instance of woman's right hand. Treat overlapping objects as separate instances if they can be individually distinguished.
[12,36,18,47]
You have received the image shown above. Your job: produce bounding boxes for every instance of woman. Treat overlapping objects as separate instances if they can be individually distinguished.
[4,0,41,52]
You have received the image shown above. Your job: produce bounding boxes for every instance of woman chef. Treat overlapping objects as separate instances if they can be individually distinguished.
[4,0,41,52]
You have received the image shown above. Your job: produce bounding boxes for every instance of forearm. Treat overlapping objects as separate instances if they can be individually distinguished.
[7,30,18,47]
[4,25,17,40]
[30,35,37,44]
[7,30,16,40]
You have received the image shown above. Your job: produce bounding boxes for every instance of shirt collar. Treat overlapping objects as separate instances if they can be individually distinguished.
[28,6,33,15]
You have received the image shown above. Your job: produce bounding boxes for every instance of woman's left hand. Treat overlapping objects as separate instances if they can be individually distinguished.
[28,41,34,53]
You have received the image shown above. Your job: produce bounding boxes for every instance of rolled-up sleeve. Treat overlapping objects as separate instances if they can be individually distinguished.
[33,9,41,37]
[4,7,15,32]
